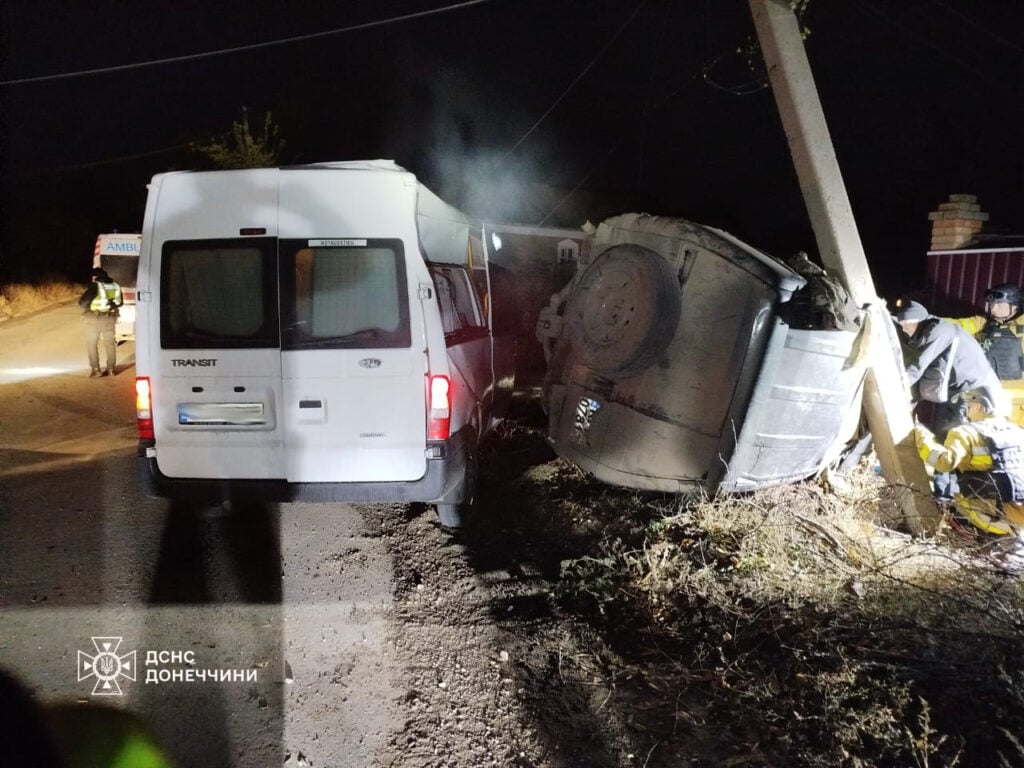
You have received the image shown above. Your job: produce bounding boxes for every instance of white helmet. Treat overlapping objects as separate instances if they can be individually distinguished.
[957,387,997,416]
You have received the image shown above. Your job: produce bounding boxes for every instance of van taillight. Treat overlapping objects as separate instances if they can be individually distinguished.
[427,375,451,441]
[136,377,154,439]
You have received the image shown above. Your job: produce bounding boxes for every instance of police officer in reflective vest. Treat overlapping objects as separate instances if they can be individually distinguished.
[948,283,1024,425]
[914,387,1024,573]
[78,267,123,377]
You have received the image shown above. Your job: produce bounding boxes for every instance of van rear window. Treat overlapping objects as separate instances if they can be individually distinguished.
[161,239,279,349]
[280,240,410,350]
[98,254,139,290]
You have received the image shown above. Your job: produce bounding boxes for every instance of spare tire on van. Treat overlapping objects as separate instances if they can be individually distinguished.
[563,244,681,378]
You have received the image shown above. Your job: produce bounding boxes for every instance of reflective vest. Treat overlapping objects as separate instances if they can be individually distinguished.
[966,418,1024,504]
[89,281,122,313]
[978,319,1024,380]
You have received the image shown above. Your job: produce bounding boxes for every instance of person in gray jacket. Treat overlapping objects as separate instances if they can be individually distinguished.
[896,300,1007,499]
[896,301,1005,408]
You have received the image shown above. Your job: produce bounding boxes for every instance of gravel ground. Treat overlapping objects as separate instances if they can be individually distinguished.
[366,407,660,768]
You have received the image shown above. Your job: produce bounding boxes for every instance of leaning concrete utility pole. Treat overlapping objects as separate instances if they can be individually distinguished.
[749,0,938,533]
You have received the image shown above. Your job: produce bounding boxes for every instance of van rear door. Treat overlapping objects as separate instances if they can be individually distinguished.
[277,171,427,483]
[153,236,283,480]
[147,169,284,482]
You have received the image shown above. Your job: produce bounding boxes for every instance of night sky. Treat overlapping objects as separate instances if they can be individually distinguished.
[2,0,1022,297]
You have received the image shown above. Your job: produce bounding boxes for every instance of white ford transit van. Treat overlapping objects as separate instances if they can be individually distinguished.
[135,160,514,527]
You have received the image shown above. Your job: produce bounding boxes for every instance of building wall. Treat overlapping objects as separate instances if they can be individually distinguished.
[923,193,1024,316]
[927,248,1024,316]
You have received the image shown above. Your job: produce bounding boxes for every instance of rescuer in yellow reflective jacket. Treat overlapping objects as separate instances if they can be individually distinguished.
[77,267,123,377]
[0,667,174,768]
[914,387,1024,572]
[946,283,1024,426]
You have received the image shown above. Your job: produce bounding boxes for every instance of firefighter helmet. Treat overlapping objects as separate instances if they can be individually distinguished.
[957,387,997,416]
[985,283,1022,307]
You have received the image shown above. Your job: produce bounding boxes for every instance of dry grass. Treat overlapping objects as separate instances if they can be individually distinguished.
[554,457,1024,631]
[547,455,1024,766]
[0,279,85,321]
[631,477,1023,631]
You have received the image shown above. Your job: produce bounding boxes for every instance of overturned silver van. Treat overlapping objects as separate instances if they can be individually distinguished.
[536,213,866,494]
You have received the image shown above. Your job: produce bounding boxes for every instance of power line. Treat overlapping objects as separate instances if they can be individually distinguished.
[535,68,703,227]
[537,135,628,227]
[0,0,497,86]
[917,0,1024,57]
[702,49,768,96]
[488,0,650,174]
[848,0,996,82]
[2,144,190,178]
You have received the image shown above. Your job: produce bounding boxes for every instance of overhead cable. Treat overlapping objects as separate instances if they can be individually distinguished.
[488,0,650,174]
[0,0,497,86]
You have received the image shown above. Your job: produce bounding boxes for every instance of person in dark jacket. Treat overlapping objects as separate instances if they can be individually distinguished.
[896,300,1006,499]
[946,283,1024,426]
[77,267,123,377]
[897,300,1006,413]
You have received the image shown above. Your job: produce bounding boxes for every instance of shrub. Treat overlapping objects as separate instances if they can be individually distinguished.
[0,278,84,320]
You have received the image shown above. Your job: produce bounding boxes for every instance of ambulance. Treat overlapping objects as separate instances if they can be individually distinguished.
[134,160,515,527]
[92,232,142,341]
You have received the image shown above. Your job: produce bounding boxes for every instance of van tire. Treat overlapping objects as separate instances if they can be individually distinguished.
[436,436,478,529]
[566,244,681,378]
[436,503,463,529]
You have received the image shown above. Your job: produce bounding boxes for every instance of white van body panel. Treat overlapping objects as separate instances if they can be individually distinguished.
[149,354,283,480]
[277,167,431,483]
[136,160,513,508]
[150,168,280,240]
[142,169,284,481]
[281,349,427,482]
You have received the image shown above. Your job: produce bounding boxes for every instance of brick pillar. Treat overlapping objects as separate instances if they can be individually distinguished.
[927,193,988,250]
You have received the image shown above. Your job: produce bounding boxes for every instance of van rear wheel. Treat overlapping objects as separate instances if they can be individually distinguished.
[436,436,478,529]
[436,502,464,529]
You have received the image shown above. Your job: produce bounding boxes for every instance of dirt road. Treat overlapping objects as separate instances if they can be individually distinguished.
[0,302,405,765]
[0,302,639,767]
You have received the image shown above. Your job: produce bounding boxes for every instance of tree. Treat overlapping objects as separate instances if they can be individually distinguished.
[190,107,285,170]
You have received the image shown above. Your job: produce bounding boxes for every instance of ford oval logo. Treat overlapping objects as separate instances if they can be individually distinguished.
[359,358,382,369]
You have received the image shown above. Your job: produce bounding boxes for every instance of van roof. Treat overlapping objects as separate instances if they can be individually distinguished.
[147,161,480,261]
[298,159,407,173]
